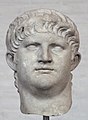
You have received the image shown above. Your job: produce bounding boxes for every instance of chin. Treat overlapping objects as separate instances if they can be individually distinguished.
[33,80,54,90]
[31,76,56,90]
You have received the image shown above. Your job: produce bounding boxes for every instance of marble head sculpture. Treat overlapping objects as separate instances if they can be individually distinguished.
[6,9,81,116]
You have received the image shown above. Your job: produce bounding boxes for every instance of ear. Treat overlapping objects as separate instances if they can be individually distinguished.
[71,52,81,71]
[6,53,17,71]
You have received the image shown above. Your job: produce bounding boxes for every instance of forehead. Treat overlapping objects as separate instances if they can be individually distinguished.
[22,32,68,45]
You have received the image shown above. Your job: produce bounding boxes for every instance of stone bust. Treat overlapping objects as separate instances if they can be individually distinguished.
[6,9,81,116]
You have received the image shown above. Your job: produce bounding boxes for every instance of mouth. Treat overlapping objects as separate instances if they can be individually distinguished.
[35,68,54,74]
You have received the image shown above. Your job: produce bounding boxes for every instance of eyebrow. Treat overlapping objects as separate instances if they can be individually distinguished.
[22,38,39,46]
[22,36,69,47]
[25,42,41,47]
[49,42,68,49]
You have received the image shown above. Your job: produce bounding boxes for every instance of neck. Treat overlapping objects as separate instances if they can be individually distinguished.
[18,80,72,116]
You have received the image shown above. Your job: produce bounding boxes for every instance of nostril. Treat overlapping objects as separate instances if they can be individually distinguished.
[38,60,42,63]
[48,60,52,63]
[38,60,52,64]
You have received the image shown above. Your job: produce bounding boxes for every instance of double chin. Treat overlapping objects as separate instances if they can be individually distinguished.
[18,78,72,116]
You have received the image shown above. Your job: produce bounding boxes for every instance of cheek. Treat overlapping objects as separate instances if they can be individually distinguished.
[54,52,71,70]
[17,57,33,74]
[53,53,72,84]
[16,51,38,80]
[17,50,37,66]
[16,56,33,87]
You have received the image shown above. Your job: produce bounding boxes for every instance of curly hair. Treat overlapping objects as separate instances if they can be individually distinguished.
[6,9,80,58]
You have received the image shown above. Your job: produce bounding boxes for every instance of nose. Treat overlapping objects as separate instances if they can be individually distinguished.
[38,46,52,64]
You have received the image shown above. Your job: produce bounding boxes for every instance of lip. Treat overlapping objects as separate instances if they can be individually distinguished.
[35,68,54,73]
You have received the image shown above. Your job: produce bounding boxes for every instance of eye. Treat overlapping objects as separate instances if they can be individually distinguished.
[25,42,40,51]
[50,43,64,53]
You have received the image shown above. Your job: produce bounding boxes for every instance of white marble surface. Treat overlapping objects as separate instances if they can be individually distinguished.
[0,0,88,120]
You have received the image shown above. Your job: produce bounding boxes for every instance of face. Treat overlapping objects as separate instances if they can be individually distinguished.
[16,32,72,95]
